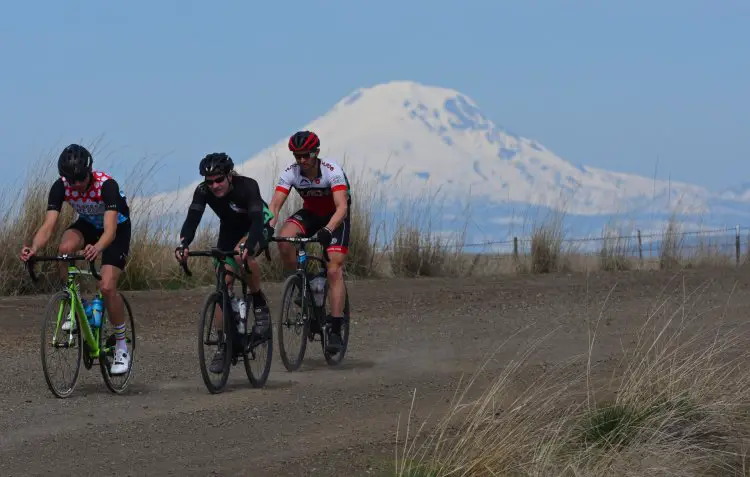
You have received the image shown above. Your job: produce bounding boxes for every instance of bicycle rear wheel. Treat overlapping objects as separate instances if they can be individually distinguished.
[323,282,351,366]
[198,291,232,393]
[40,290,82,399]
[99,292,137,394]
[277,274,311,372]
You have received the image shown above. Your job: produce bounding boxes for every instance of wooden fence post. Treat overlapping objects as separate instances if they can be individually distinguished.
[736,225,741,266]
[513,236,518,261]
[637,229,643,268]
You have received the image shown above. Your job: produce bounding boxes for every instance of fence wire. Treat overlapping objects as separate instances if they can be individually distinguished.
[440,225,750,264]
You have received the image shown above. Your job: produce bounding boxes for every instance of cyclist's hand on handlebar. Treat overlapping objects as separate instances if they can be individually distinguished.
[83,244,101,262]
[19,245,35,262]
[314,227,333,248]
[174,245,189,263]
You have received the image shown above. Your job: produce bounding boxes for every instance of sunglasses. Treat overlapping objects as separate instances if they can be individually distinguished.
[204,175,227,186]
[294,151,318,160]
[64,173,88,184]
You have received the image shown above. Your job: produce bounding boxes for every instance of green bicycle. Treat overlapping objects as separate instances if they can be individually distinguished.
[26,254,136,399]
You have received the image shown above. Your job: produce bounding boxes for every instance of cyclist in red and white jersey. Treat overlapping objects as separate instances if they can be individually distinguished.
[268,131,351,354]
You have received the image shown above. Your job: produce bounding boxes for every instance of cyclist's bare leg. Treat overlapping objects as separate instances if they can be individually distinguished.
[57,229,84,283]
[101,263,130,372]
[277,221,305,273]
[99,265,125,327]
[234,236,271,338]
[326,250,346,318]
[324,249,347,353]
[232,235,261,294]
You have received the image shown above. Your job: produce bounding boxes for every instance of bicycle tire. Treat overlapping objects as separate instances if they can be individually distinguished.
[243,305,273,388]
[323,282,351,366]
[198,291,232,393]
[277,274,311,372]
[99,292,137,394]
[40,290,82,399]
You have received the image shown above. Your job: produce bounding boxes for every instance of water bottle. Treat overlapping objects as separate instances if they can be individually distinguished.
[231,297,246,334]
[310,272,327,307]
[298,248,307,265]
[237,298,247,321]
[82,298,93,324]
[237,297,247,334]
[91,296,104,328]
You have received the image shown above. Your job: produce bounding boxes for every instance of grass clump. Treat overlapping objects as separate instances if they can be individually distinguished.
[394,277,750,476]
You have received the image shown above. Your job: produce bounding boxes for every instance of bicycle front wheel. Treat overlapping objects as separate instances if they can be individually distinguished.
[277,274,311,372]
[99,292,137,394]
[40,290,82,399]
[198,291,232,393]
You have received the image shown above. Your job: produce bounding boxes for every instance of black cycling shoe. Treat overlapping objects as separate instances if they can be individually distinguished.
[249,306,271,347]
[325,329,343,355]
[209,347,225,373]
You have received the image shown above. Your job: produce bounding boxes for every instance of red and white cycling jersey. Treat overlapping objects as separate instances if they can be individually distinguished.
[49,171,129,229]
[275,159,351,216]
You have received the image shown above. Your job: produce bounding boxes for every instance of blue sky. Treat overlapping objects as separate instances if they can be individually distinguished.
[1,0,748,194]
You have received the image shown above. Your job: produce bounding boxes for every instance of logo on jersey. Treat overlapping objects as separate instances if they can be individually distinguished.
[298,189,331,198]
[228,202,246,213]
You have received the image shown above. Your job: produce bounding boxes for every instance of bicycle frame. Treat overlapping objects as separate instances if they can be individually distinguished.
[271,235,329,308]
[179,247,255,333]
[26,255,103,359]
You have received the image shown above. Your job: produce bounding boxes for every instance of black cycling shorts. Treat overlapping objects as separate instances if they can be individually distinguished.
[216,220,248,251]
[285,208,350,254]
[67,218,131,270]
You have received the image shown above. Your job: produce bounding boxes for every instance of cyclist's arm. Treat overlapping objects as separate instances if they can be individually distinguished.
[30,179,65,252]
[179,185,207,247]
[269,169,293,228]
[324,171,349,232]
[268,190,288,228]
[96,179,123,250]
[243,177,267,245]
[325,189,348,232]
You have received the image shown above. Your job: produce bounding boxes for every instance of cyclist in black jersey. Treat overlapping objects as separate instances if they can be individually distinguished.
[174,152,274,374]
[19,144,132,375]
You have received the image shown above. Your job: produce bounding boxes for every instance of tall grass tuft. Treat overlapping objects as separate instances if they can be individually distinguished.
[394,279,750,476]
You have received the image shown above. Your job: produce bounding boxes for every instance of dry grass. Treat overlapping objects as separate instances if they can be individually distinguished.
[527,208,568,274]
[599,222,637,272]
[1,150,745,296]
[394,279,750,477]
[0,153,463,295]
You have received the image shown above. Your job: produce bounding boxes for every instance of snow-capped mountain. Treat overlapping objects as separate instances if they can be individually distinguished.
[140,80,747,244]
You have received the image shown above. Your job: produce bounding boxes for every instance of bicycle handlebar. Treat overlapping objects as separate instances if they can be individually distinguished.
[24,255,102,282]
[178,246,270,277]
[269,235,330,262]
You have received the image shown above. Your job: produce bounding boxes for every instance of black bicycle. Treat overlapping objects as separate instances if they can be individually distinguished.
[179,247,273,393]
[271,235,351,371]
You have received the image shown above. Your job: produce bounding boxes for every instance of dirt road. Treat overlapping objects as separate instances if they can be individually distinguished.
[1,268,749,476]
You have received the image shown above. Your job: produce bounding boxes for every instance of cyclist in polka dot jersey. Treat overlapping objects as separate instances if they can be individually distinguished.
[20,144,132,376]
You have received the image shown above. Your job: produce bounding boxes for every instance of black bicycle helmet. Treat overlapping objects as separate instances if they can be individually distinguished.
[199,152,234,176]
[288,131,320,153]
[58,144,93,181]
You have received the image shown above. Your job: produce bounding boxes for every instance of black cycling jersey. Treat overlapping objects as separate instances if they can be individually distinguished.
[179,175,272,248]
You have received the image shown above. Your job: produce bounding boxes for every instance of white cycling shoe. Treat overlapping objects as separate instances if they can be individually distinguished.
[110,347,131,375]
